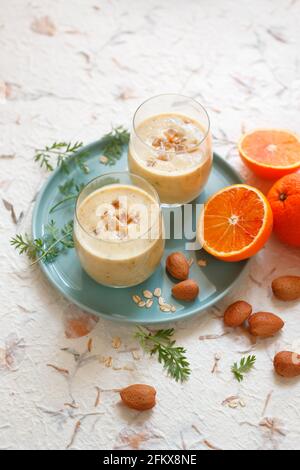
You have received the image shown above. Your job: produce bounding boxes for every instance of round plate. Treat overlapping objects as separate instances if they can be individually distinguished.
[32,140,247,324]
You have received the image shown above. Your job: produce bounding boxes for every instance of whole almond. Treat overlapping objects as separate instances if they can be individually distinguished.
[120,384,156,411]
[224,300,252,327]
[274,351,300,378]
[166,252,189,281]
[248,311,284,337]
[172,279,199,302]
[272,276,300,301]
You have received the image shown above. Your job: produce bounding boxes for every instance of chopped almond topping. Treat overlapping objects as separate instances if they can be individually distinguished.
[157,153,169,161]
[146,159,157,167]
[152,137,163,148]
[175,144,186,152]
[117,209,127,224]
[112,199,120,209]
[165,128,184,141]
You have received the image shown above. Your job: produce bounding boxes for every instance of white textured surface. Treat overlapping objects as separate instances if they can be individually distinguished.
[1,0,300,451]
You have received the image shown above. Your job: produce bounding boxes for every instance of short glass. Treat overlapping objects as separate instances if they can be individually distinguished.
[128,94,212,206]
[74,172,165,288]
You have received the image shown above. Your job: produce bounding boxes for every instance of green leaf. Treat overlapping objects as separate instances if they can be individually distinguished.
[34,141,88,174]
[135,327,191,382]
[100,126,130,165]
[231,355,256,382]
[11,220,74,264]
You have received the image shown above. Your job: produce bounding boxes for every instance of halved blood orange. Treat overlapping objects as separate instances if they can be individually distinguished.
[197,184,273,262]
[239,129,300,179]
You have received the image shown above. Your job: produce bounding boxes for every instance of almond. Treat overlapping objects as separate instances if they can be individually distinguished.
[166,252,189,281]
[172,279,199,302]
[248,312,284,338]
[120,384,156,411]
[223,300,252,327]
[274,351,300,378]
[272,276,300,301]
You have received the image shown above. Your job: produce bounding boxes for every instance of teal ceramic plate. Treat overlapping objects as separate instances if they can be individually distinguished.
[32,140,247,324]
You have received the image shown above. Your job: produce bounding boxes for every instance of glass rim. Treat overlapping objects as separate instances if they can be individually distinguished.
[132,93,211,154]
[75,171,161,244]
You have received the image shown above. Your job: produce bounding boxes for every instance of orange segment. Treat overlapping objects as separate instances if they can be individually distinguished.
[198,184,273,262]
[239,129,300,179]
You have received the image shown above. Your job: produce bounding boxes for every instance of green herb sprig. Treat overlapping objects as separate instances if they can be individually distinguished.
[135,327,191,383]
[50,179,84,213]
[14,127,130,264]
[101,126,130,165]
[34,142,89,174]
[10,220,74,265]
[231,355,256,382]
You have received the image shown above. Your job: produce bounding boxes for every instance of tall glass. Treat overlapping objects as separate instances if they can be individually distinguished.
[74,172,164,287]
[128,94,212,206]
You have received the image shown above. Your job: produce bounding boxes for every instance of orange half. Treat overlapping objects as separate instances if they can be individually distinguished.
[239,129,300,179]
[198,184,273,262]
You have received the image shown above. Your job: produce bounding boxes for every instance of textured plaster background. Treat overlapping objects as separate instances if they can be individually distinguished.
[1,0,300,450]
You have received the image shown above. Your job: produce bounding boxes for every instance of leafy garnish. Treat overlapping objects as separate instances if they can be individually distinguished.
[101,126,130,165]
[231,355,256,382]
[10,234,44,261]
[10,220,74,264]
[18,126,130,264]
[50,179,84,213]
[34,142,89,174]
[60,221,75,248]
[135,327,191,383]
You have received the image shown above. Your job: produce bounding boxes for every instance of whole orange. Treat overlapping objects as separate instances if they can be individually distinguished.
[267,173,300,247]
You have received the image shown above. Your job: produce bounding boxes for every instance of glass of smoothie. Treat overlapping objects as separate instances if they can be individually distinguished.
[128,94,212,206]
[74,172,165,287]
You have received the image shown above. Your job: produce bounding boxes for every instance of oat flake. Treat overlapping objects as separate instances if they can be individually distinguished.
[112,337,121,349]
[132,295,141,304]
[154,288,161,297]
[143,290,153,299]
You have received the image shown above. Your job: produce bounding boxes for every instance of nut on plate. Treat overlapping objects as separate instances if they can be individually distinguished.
[172,279,199,302]
[166,252,189,281]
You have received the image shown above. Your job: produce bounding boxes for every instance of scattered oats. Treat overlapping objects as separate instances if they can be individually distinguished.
[143,290,153,299]
[198,259,207,267]
[99,155,109,164]
[188,258,194,267]
[102,356,113,368]
[123,365,135,371]
[132,295,141,304]
[112,336,121,349]
[138,301,146,308]
[154,288,161,297]
[117,88,136,100]
[228,401,239,409]
[171,305,176,312]
[239,399,246,408]
[158,296,166,306]
[132,350,141,360]
[215,353,221,361]
[222,395,239,406]
[31,16,56,36]
[160,304,171,313]
[145,299,153,308]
